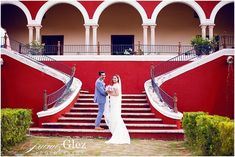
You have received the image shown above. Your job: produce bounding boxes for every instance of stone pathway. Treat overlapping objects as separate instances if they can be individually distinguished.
[2,136,192,156]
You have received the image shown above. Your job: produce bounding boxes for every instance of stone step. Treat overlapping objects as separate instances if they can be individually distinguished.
[58,117,162,123]
[29,127,184,140]
[79,94,146,98]
[70,107,151,111]
[65,112,155,116]
[29,127,184,134]
[75,102,149,106]
[78,98,147,102]
[42,122,176,128]
[80,90,89,94]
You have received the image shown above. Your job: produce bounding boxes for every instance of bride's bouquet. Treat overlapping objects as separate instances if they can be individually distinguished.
[105,85,113,92]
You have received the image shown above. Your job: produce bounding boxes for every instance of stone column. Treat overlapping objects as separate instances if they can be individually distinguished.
[200,25,207,39]
[84,25,90,52]
[35,25,42,42]
[27,25,34,44]
[142,25,148,52]
[92,25,99,53]
[150,25,156,53]
[208,24,215,40]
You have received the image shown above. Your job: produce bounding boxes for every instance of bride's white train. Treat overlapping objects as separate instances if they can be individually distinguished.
[104,75,130,144]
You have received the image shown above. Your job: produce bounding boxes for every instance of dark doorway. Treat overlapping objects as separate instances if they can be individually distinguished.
[42,35,64,55]
[111,35,134,55]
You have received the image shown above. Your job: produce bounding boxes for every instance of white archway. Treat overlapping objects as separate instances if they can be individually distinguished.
[151,0,207,24]
[92,0,148,24]
[1,0,33,24]
[210,1,234,23]
[35,0,89,25]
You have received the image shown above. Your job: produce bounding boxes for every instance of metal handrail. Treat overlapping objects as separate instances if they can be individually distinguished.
[150,49,197,111]
[40,43,193,55]
[1,36,75,111]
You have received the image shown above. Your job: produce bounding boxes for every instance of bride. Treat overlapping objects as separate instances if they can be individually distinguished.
[104,75,130,144]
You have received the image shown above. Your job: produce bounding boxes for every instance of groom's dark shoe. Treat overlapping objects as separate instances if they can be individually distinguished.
[95,127,105,130]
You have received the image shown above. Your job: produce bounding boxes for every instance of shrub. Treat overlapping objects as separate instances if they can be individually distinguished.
[1,108,32,150]
[191,36,212,55]
[195,115,230,155]
[182,112,208,145]
[218,121,234,156]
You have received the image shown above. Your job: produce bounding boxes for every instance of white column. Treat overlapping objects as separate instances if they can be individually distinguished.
[150,25,156,45]
[84,25,90,52]
[150,25,156,53]
[92,25,98,53]
[208,24,215,40]
[142,25,148,53]
[35,25,42,42]
[27,25,34,44]
[200,25,207,39]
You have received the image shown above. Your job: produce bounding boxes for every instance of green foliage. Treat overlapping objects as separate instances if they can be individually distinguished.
[1,108,32,150]
[191,36,212,55]
[182,112,208,145]
[218,121,234,156]
[195,115,230,155]
[27,40,45,55]
[182,112,234,156]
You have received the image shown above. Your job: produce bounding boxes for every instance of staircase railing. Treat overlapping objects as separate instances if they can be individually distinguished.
[150,49,197,112]
[1,35,76,111]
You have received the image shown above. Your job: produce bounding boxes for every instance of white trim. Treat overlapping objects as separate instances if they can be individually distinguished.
[145,80,183,120]
[210,1,234,23]
[159,49,234,83]
[151,0,207,24]
[92,0,148,24]
[1,0,33,24]
[1,48,68,82]
[48,55,176,61]
[34,0,89,25]
[145,49,234,120]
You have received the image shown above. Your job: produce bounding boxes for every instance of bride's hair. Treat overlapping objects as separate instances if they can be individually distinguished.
[112,74,120,84]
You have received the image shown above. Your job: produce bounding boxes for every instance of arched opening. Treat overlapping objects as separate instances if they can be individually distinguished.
[214,3,234,48]
[1,4,28,43]
[98,3,142,55]
[41,3,85,54]
[156,3,200,46]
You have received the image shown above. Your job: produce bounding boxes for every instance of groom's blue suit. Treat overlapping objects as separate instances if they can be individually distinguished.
[94,78,107,127]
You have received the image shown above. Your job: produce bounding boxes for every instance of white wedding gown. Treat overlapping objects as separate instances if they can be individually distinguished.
[104,83,130,144]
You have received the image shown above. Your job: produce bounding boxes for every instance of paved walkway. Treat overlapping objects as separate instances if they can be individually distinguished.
[3,136,192,156]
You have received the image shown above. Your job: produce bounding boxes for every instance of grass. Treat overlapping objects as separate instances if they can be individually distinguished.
[2,135,193,156]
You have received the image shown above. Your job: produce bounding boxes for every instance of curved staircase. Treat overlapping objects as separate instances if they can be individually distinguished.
[30,90,184,140]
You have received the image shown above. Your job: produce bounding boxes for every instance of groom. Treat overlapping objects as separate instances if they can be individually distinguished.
[94,71,107,130]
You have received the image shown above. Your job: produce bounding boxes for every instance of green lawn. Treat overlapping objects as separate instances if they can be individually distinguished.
[2,135,192,156]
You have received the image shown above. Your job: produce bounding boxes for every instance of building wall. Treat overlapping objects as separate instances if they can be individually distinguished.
[41,4,85,45]
[1,55,64,126]
[98,3,142,45]
[156,3,201,45]
[58,60,160,93]
[1,2,234,46]
[161,56,234,119]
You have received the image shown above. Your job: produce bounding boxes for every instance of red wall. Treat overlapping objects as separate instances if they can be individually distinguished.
[1,55,64,126]
[196,1,220,18]
[161,56,234,119]
[57,60,160,94]
[21,1,47,19]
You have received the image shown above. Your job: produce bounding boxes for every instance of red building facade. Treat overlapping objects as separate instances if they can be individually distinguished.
[1,0,234,54]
